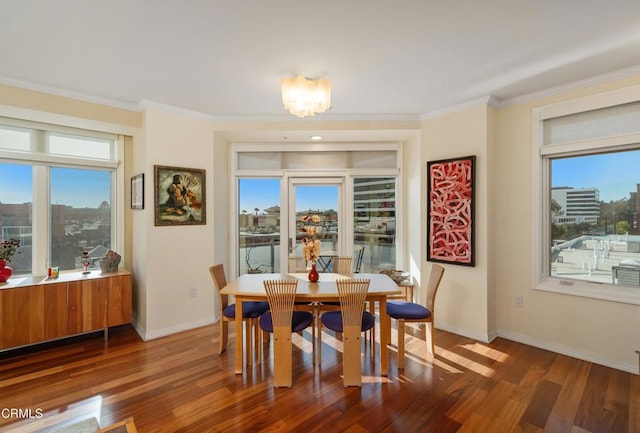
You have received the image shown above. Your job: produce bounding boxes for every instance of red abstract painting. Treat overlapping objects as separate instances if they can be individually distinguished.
[427,156,475,266]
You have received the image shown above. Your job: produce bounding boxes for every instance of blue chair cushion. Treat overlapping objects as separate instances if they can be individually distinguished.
[386,301,431,320]
[222,301,269,319]
[259,310,314,333]
[321,311,376,333]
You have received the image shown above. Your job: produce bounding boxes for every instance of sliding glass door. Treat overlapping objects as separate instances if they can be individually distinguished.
[288,178,343,271]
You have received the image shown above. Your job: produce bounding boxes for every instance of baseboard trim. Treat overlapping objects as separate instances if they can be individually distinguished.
[132,317,216,341]
[435,322,638,374]
[435,321,494,343]
[496,328,639,375]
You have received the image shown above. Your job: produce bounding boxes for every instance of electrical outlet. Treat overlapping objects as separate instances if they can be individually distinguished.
[514,295,524,307]
[189,287,198,298]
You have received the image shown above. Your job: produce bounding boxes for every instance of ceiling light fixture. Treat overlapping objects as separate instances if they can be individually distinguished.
[281,75,331,118]
[310,135,323,140]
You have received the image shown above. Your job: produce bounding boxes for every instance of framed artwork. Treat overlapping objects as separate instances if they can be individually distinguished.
[131,173,144,209]
[154,165,206,226]
[427,155,475,266]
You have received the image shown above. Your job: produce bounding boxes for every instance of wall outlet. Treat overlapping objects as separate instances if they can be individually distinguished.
[514,295,524,307]
[189,287,198,298]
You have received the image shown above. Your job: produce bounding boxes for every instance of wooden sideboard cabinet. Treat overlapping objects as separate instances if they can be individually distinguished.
[0,270,132,351]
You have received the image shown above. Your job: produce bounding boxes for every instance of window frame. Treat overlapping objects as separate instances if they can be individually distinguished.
[230,142,402,279]
[533,84,640,305]
[0,119,124,276]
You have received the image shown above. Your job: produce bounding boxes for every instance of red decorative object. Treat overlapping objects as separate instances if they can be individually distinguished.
[427,155,475,266]
[0,260,13,283]
[308,262,319,282]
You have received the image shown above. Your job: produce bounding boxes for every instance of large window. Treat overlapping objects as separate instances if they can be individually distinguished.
[232,142,401,278]
[238,178,281,274]
[537,87,640,304]
[0,119,121,276]
[354,178,396,272]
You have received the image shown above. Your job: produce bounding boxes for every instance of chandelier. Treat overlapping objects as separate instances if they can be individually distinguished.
[281,76,331,118]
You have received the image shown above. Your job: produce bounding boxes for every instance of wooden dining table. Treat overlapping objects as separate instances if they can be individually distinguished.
[220,272,401,377]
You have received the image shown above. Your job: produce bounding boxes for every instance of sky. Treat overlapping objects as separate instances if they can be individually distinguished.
[0,163,111,208]
[238,179,337,214]
[551,150,640,202]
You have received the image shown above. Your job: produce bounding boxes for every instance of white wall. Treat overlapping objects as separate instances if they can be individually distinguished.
[420,103,493,342]
[137,107,216,339]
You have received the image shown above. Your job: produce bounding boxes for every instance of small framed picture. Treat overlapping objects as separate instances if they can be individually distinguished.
[131,173,144,209]
[154,165,206,226]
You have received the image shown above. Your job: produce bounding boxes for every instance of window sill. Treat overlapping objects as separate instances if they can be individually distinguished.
[535,277,640,305]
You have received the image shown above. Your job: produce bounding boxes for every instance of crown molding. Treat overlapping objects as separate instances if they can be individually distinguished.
[495,64,640,108]
[0,75,142,112]
[419,95,497,120]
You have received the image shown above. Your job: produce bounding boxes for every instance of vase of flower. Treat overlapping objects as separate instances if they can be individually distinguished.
[0,239,20,283]
[0,260,12,283]
[308,261,319,282]
[301,214,322,282]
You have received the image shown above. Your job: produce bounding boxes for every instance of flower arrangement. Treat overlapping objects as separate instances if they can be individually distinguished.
[301,214,321,263]
[0,239,20,263]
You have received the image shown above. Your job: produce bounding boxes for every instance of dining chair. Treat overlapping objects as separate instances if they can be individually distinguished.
[386,263,445,368]
[354,246,365,273]
[209,264,269,364]
[259,279,314,388]
[330,256,353,276]
[319,278,375,387]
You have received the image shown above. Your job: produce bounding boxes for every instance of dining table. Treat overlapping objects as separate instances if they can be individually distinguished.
[220,272,401,378]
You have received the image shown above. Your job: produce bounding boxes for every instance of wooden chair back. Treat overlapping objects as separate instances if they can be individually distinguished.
[425,263,445,317]
[288,256,307,273]
[209,264,228,312]
[330,256,353,276]
[336,278,370,328]
[263,279,299,328]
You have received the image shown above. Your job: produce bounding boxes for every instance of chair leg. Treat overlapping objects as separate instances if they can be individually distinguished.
[254,319,262,364]
[370,324,375,363]
[218,320,228,355]
[397,319,405,369]
[426,321,435,356]
[245,320,253,367]
[318,319,323,365]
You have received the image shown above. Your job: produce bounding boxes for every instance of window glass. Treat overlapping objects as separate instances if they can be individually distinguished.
[238,178,280,275]
[0,162,32,274]
[354,178,396,272]
[550,149,640,287]
[50,167,112,271]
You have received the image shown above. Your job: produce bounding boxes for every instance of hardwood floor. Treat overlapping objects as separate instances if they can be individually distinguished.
[0,323,638,433]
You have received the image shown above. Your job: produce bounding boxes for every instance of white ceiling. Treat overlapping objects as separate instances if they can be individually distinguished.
[1,0,639,120]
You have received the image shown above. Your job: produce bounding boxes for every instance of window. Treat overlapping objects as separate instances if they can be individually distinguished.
[0,119,121,276]
[354,178,397,272]
[536,86,640,304]
[231,142,401,278]
[238,178,281,274]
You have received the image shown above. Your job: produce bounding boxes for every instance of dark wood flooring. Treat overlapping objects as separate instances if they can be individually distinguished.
[0,322,638,432]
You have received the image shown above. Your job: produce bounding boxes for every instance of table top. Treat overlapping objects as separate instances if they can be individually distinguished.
[221,272,401,300]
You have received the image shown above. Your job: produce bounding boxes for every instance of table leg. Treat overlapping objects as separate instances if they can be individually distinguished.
[234,297,244,374]
[378,295,389,376]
